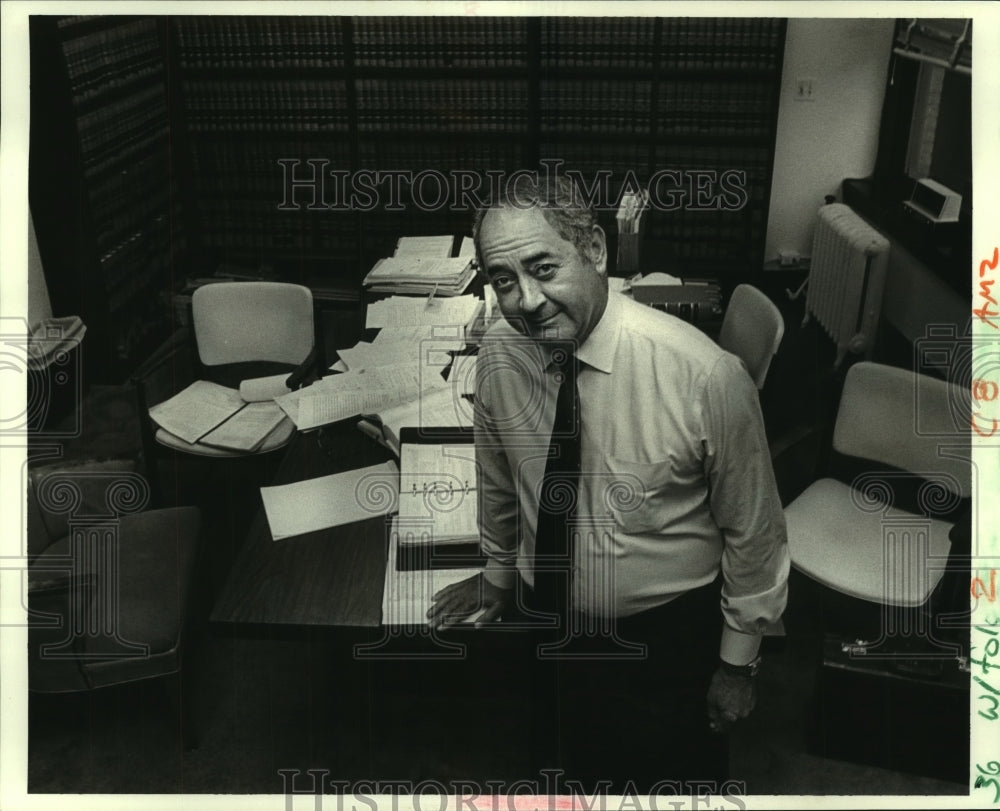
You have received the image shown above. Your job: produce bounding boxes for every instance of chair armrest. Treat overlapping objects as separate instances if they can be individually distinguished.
[284,344,321,391]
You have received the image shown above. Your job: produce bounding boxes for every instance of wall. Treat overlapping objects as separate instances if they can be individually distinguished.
[764,18,895,262]
[28,211,52,329]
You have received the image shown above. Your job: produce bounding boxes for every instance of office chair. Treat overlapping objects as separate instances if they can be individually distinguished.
[26,459,202,748]
[136,281,316,458]
[784,361,970,646]
[717,284,785,389]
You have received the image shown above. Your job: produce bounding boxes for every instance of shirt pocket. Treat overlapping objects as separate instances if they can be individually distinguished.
[600,455,676,534]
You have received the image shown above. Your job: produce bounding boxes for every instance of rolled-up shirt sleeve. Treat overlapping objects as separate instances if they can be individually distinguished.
[701,352,790,665]
[474,343,520,591]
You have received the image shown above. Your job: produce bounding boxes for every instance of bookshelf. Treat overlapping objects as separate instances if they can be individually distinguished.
[30,16,187,384]
[31,15,786,382]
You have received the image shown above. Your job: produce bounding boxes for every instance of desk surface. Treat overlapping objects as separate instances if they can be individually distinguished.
[211,427,395,628]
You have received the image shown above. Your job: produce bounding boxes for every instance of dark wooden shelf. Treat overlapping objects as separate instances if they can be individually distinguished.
[540,131,772,147]
[179,63,347,76]
[538,65,779,80]
[353,66,530,79]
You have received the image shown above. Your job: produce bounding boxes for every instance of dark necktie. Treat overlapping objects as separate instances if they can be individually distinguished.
[533,346,581,621]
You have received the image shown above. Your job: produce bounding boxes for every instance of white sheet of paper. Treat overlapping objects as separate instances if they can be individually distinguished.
[336,342,376,371]
[375,386,474,437]
[199,401,287,452]
[373,324,465,350]
[340,334,459,372]
[148,380,246,445]
[457,236,475,259]
[260,460,399,541]
[365,294,481,329]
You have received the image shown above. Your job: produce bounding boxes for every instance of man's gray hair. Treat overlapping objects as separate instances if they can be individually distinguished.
[472,173,600,269]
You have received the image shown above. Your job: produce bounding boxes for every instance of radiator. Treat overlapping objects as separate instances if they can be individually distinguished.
[802,203,890,367]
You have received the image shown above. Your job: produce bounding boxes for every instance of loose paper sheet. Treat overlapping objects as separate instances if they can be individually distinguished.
[148,380,246,445]
[260,460,399,541]
[199,401,287,452]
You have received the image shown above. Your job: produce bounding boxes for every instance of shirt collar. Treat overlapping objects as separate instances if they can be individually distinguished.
[573,289,620,374]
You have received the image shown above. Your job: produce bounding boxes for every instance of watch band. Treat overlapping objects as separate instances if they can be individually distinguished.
[719,655,762,678]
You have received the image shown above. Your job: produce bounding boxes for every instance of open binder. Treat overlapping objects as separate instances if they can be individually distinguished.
[395,426,484,571]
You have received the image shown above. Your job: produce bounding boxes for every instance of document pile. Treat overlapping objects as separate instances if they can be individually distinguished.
[337,324,466,374]
[365,293,484,331]
[363,235,475,296]
[275,361,451,432]
[148,379,288,453]
[334,326,474,455]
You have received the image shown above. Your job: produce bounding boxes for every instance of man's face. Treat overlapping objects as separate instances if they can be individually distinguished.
[478,206,609,345]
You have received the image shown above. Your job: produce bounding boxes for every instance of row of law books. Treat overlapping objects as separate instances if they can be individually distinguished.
[76,82,167,162]
[60,18,161,101]
[174,17,345,70]
[539,17,657,70]
[363,235,477,296]
[189,138,351,176]
[659,18,784,72]
[353,16,528,69]
[355,78,529,133]
[182,79,350,132]
[538,18,782,72]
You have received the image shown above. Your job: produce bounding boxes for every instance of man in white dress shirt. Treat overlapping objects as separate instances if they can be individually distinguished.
[429,173,789,792]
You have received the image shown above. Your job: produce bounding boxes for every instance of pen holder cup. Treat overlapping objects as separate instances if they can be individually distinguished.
[616,234,643,276]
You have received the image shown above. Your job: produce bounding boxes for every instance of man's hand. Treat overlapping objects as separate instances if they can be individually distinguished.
[706,666,757,734]
[427,572,512,630]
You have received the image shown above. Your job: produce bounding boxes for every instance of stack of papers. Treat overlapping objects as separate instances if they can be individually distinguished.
[365,294,483,330]
[275,361,452,431]
[362,234,474,295]
[149,379,288,452]
[394,235,454,259]
[363,256,476,296]
[358,385,474,457]
[336,325,466,373]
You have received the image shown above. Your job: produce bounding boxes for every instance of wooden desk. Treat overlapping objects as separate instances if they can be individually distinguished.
[210,426,396,628]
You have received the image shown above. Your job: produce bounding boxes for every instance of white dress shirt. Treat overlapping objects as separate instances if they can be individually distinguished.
[474,290,790,664]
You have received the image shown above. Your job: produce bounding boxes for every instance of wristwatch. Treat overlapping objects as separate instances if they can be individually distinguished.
[719,655,762,678]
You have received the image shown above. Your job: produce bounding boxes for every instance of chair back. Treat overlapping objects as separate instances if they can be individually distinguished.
[193,282,314,367]
[833,361,970,497]
[717,284,784,389]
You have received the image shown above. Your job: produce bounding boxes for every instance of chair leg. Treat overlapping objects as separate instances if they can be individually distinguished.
[163,669,199,751]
